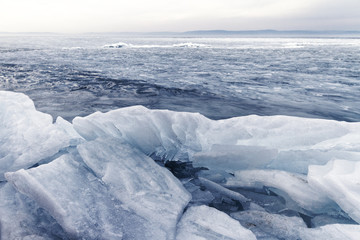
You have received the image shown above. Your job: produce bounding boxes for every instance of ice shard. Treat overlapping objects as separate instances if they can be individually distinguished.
[225,169,334,213]
[0,91,79,180]
[5,154,163,239]
[231,210,307,239]
[77,137,191,239]
[0,182,68,240]
[176,205,257,240]
[308,159,360,223]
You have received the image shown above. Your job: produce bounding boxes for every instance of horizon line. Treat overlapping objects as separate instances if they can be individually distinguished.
[1,29,360,35]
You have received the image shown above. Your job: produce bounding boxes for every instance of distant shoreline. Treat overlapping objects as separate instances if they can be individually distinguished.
[1,30,360,38]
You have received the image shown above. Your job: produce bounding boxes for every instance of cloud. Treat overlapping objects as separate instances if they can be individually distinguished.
[0,0,359,32]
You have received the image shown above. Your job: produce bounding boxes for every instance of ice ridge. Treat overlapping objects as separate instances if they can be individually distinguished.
[1,90,360,239]
[102,42,211,49]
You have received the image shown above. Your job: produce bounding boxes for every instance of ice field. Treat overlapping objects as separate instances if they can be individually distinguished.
[1,90,360,239]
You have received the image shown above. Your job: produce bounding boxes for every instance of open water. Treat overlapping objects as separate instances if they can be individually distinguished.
[1,33,360,121]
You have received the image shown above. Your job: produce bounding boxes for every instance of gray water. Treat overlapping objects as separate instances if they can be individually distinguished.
[1,33,360,121]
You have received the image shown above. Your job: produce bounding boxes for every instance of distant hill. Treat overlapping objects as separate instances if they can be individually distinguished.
[1,30,360,37]
[183,30,360,36]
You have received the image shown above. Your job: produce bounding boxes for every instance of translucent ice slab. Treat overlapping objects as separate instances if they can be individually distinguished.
[176,205,256,240]
[0,91,79,180]
[5,154,164,239]
[0,182,68,240]
[308,159,360,223]
[231,210,307,239]
[73,106,360,175]
[77,137,191,238]
[225,169,334,213]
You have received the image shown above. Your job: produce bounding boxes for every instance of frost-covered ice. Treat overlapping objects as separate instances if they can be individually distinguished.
[176,205,257,240]
[1,91,360,239]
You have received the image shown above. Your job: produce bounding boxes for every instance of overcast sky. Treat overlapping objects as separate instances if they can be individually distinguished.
[0,0,359,33]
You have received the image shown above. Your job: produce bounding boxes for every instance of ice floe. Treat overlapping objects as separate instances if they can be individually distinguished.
[102,42,211,49]
[103,42,130,48]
